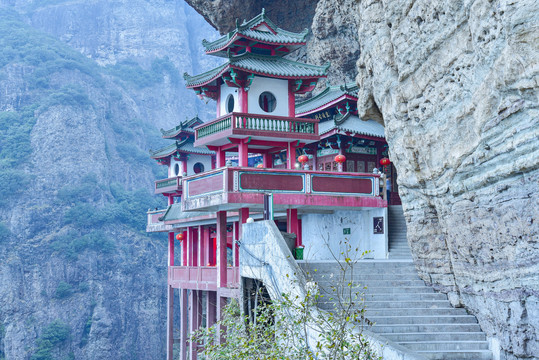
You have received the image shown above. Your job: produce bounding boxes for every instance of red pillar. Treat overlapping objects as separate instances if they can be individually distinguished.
[167,230,175,360]
[189,227,198,267]
[207,291,217,329]
[189,290,200,360]
[179,289,188,360]
[234,208,249,267]
[216,148,226,168]
[216,211,227,288]
[287,209,299,245]
[238,141,248,167]
[239,87,248,112]
[262,153,273,168]
[288,84,296,117]
[287,142,296,169]
[166,285,174,360]
[181,154,188,175]
[216,295,228,343]
[168,232,174,267]
[182,230,187,266]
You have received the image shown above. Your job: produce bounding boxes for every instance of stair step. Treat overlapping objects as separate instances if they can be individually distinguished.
[363,300,451,308]
[364,293,447,301]
[417,350,493,360]
[367,315,478,325]
[370,323,483,333]
[319,286,433,294]
[368,308,468,316]
[399,341,489,351]
[381,332,486,342]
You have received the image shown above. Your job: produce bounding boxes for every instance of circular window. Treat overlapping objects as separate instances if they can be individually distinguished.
[193,162,205,174]
[226,94,235,113]
[259,91,276,113]
[174,163,180,176]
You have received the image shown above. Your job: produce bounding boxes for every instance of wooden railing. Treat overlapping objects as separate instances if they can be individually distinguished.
[168,266,240,290]
[195,112,318,140]
[196,115,232,139]
[233,114,316,134]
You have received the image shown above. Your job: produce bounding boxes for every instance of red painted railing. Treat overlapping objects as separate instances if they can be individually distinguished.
[181,166,384,212]
[194,112,319,142]
[168,266,240,291]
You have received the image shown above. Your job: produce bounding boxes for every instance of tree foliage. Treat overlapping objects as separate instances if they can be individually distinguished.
[192,243,381,360]
[30,320,70,360]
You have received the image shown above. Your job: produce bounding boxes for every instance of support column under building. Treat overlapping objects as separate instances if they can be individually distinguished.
[179,289,188,360]
[216,211,227,288]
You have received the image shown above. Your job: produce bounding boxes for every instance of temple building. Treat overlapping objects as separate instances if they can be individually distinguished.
[146,9,491,360]
[147,10,387,360]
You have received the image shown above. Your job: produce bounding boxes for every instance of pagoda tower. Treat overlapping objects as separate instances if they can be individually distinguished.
[184,8,329,169]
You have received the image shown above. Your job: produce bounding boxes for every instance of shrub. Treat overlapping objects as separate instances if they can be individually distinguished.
[50,230,115,260]
[54,282,73,299]
[30,320,70,360]
[40,85,94,110]
[56,174,102,204]
[62,203,103,229]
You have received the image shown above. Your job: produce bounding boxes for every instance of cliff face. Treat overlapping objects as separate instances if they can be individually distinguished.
[188,1,539,359]
[354,1,538,358]
[0,1,218,359]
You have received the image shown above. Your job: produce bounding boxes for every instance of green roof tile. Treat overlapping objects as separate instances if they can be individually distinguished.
[202,10,308,55]
[161,203,213,222]
[160,116,202,139]
[296,83,359,115]
[184,53,329,88]
[149,138,214,159]
[319,116,385,139]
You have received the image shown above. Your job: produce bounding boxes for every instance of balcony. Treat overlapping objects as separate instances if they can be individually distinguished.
[181,166,385,212]
[194,112,319,147]
[146,209,172,232]
[168,266,240,291]
[154,176,181,195]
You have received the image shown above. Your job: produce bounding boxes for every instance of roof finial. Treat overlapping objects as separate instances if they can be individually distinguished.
[236,18,239,29]
[262,8,266,16]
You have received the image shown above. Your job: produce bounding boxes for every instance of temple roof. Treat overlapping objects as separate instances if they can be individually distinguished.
[319,115,385,139]
[202,9,308,57]
[184,52,329,88]
[160,116,203,139]
[149,137,215,159]
[296,83,359,116]
[161,203,212,222]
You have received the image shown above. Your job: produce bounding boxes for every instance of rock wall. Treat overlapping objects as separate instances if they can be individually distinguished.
[188,1,539,358]
[355,1,538,358]
[0,1,219,359]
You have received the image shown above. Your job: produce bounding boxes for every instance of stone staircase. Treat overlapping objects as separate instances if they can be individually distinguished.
[300,260,493,359]
[388,205,413,259]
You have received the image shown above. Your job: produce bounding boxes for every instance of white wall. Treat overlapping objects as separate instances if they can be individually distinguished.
[301,209,388,260]
[186,153,212,176]
[219,84,239,115]
[247,76,289,117]
[168,158,182,178]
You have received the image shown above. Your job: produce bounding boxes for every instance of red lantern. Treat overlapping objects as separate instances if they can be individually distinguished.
[256,164,263,168]
[334,154,346,164]
[380,157,390,166]
[176,233,184,241]
[298,155,309,164]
